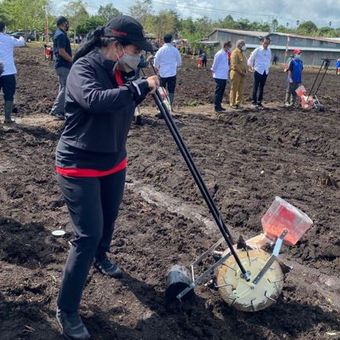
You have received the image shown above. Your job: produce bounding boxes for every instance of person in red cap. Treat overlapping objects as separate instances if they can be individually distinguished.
[54,15,159,340]
[285,48,304,107]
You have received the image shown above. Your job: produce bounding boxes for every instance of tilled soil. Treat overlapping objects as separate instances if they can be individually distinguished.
[0,45,339,340]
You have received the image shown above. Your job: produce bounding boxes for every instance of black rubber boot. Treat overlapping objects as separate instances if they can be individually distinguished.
[4,101,15,124]
[56,308,91,340]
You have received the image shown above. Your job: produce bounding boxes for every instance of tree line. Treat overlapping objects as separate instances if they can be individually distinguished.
[0,0,339,43]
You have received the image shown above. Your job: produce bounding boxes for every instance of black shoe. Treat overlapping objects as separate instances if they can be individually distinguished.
[4,118,16,124]
[135,115,143,125]
[215,107,226,112]
[94,256,123,278]
[51,112,65,120]
[56,308,91,340]
[155,112,163,119]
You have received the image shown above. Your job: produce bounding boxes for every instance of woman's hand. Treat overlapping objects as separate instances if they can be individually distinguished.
[147,75,160,94]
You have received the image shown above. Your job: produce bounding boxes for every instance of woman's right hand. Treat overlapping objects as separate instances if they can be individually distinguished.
[147,75,160,94]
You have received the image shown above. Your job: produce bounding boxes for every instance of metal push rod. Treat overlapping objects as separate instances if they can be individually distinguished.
[313,59,330,97]
[152,89,248,278]
[307,59,331,98]
[307,59,325,98]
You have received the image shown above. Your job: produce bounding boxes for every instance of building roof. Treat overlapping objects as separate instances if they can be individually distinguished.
[270,31,340,44]
[247,43,340,52]
[209,28,268,38]
[208,28,340,46]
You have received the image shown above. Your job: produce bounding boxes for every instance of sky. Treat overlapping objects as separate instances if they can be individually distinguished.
[53,0,340,29]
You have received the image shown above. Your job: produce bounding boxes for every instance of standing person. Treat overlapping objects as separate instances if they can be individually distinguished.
[273,54,279,65]
[285,49,304,107]
[0,21,25,124]
[200,50,207,68]
[336,58,340,75]
[154,33,182,110]
[211,42,230,112]
[229,39,247,109]
[55,15,159,340]
[50,16,72,120]
[247,36,272,109]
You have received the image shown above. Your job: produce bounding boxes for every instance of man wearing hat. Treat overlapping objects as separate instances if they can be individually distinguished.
[285,48,303,107]
[54,15,159,340]
[50,16,72,119]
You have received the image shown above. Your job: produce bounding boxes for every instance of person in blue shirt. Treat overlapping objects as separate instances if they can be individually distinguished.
[285,48,303,107]
[50,16,72,119]
[336,58,340,75]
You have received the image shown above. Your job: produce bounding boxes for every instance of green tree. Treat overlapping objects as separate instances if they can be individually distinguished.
[297,20,318,34]
[217,15,235,29]
[150,10,178,39]
[271,19,278,32]
[0,4,11,24]
[1,0,50,34]
[317,26,336,37]
[78,15,105,35]
[97,4,120,23]
[64,0,89,41]
[129,0,153,27]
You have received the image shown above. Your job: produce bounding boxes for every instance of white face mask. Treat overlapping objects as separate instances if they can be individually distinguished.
[241,45,247,52]
[295,54,301,59]
[118,51,141,73]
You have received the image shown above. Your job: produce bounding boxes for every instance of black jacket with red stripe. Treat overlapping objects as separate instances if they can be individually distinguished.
[56,48,150,170]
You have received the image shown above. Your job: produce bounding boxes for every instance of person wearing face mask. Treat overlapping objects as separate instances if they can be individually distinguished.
[50,16,73,120]
[229,39,248,109]
[285,49,304,107]
[54,15,159,340]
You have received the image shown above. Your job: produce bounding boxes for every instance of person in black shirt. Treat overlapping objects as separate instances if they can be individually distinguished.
[54,15,159,340]
[50,16,72,119]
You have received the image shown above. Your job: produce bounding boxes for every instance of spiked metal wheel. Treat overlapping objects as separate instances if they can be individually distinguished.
[216,249,284,312]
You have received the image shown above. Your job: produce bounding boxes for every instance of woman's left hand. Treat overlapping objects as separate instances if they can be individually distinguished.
[146,75,160,94]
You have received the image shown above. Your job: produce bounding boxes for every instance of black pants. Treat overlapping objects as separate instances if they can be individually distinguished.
[0,74,16,101]
[160,75,177,94]
[214,78,227,109]
[57,170,126,312]
[252,71,268,105]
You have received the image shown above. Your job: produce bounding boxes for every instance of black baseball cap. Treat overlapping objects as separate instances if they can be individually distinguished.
[103,15,152,51]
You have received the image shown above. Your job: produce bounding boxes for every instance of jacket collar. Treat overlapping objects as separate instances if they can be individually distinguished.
[88,48,116,73]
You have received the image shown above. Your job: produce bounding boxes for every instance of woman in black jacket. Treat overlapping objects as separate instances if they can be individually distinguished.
[55,15,159,340]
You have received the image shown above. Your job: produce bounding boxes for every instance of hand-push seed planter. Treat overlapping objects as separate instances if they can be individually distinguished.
[152,87,313,312]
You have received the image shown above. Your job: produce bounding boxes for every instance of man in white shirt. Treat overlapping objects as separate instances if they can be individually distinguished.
[247,36,272,108]
[154,33,182,109]
[211,42,230,112]
[0,21,25,123]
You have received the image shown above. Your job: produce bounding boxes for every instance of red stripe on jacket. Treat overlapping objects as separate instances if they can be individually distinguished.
[56,158,127,178]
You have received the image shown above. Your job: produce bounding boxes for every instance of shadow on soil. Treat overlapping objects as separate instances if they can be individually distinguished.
[0,217,65,269]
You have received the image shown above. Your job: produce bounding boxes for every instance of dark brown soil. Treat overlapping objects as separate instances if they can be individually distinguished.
[0,45,339,340]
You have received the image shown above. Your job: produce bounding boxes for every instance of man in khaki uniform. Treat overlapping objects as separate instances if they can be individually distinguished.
[229,40,247,109]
